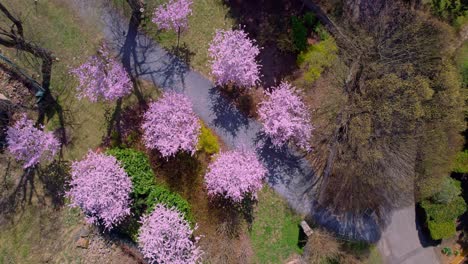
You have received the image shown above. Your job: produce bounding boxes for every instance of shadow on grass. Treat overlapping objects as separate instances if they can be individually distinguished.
[103,99,123,147]
[37,160,70,209]
[0,158,71,223]
[0,166,43,221]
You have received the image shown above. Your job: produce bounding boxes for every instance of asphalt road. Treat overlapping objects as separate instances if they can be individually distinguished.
[378,206,440,264]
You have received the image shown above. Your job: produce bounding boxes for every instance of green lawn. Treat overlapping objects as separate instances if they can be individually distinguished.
[0,0,134,262]
[114,0,234,76]
[250,186,303,263]
[0,0,107,160]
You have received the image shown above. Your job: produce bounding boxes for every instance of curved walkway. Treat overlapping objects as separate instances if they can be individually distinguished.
[378,206,439,264]
[71,0,394,243]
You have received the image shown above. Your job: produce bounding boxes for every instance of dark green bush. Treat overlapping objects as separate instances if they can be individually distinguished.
[106,148,156,214]
[291,16,308,51]
[146,185,194,224]
[303,12,317,28]
[106,148,193,223]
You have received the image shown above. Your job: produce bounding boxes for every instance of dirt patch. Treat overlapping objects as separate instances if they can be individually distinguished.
[148,151,255,263]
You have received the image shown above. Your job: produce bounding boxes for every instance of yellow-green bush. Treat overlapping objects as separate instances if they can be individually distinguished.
[297,37,338,84]
[197,123,220,155]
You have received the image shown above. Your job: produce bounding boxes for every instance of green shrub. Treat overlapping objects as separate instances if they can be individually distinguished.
[461,62,468,87]
[146,185,194,224]
[197,123,220,155]
[420,178,466,240]
[427,0,468,23]
[291,16,308,51]
[432,177,462,204]
[303,12,317,28]
[422,195,466,221]
[428,220,457,240]
[297,37,338,84]
[106,148,193,223]
[106,148,155,214]
[442,247,453,256]
[314,23,330,40]
[453,150,468,174]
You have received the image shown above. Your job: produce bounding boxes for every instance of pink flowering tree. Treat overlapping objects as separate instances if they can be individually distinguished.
[138,204,203,264]
[204,149,266,203]
[142,92,200,158]
[152,0,193,46]
[67,151,132,230]
[258,82,313,150]
[71,46,132,102]
[6,114,60,169]
[208,29,261,88]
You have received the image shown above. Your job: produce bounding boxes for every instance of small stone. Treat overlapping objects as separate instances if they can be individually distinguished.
[76,237,89,249]
[41,252,53,263]
[79,227,90,238]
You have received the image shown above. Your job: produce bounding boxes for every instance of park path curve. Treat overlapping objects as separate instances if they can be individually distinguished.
[378,206,439,264]
[65,0,438,248]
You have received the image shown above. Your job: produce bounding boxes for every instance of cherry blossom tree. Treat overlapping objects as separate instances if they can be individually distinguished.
[208,28,261,88]
[138,204,203,264]
[71,45,132,102]
[6,114,60,169]
[152,0,193,45]
[142,92,200,157]
[204,149,266,202]
[258,82,313,150]
[67,151,132,230]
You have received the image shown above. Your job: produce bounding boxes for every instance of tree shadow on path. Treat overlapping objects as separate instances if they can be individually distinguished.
[209,87,250,138]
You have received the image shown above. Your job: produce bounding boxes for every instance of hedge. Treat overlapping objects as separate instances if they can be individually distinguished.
[420,178,466,240]
[106,148,193,222]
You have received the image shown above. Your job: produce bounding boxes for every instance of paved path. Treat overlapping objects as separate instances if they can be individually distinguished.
[378,206,439,264]
[68,0,439,250]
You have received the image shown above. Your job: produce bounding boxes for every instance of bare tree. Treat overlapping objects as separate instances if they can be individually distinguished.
[0,2,66,142]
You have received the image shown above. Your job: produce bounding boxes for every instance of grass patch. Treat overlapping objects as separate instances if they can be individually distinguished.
[114,0,234,76]
[367,245,383,264]
[0,0,151,262]
[1,0,106,160]
[0,203,81,264]
[249,186,302,264]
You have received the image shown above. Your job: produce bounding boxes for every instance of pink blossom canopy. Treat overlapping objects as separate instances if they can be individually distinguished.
[208,29,261,88]
[258,82,313,150]
[204,149,267,202]
[152,0,193,32]
[138,204,203,264]
[71,46,132,102]
[142,92,201,157]
[67,151,132,230]
[6,114,60,168]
